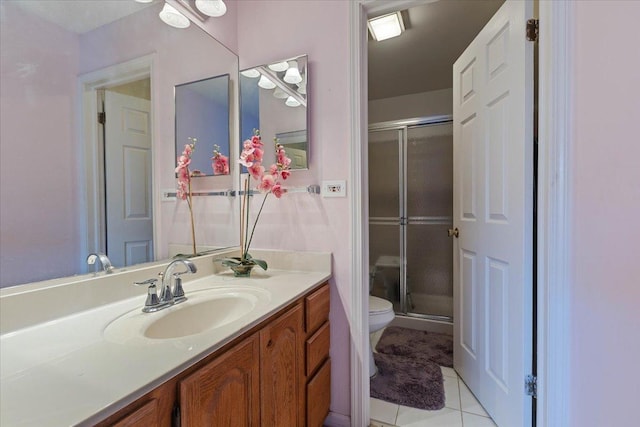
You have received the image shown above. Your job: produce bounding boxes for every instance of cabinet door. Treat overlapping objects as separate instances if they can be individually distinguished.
[179,334,260,426]
[260,304,305,427]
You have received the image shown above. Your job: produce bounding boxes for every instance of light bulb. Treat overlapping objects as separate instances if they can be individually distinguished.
[283,62,302,84]
[195,0,227,17]
[258,75,276,90]
[241,69,260,78]
[159,3,190,29]
[297,83,307,95]
[268,62,289,72]
[273,88,288,99]
[285,96,301,107]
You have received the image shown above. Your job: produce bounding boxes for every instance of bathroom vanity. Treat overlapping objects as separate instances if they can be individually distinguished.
[0,250,331,426]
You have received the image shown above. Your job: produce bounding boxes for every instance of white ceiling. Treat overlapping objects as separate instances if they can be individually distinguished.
[368,0,504,100]
[13,0,155,34]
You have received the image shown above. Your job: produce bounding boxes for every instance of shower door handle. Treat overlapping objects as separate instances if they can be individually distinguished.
[448,228,459,238]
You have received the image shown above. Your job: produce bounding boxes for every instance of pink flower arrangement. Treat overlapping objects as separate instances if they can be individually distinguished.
[175,137,198,256]
[211,144,229,175]
[223,130,292,274]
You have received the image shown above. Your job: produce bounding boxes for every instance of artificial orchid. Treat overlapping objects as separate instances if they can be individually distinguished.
[175,137,197,256]
[211,144,230,175]
[222,130,292,274]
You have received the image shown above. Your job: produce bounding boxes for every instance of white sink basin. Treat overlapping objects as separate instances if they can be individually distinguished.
[104,286,270,344]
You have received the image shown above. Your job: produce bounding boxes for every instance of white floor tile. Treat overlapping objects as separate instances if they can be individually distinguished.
[443,375,461,410]
[440,366,458,378]
[458,381,489,417]
[370,420,397,427]
[396,406,463,427]
[370,397,399,425]
[462,412,497,427]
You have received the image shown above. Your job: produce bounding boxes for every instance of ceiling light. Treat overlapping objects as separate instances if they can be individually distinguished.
[273,88,288,99]
[195,0,227,17]
[283,61,302,84]
[241,69,260,78]
[285,96,301,107]
[368,12,405,41]
[258,75,276,90]
[159,2,190,29]
[268,62,290,72]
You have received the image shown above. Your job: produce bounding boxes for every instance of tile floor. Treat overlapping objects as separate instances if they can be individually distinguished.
[370,330,497,427]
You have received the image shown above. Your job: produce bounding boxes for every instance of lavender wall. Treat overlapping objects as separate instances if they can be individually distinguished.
[236,0,352,419]
[0,2,81,287]
[569,2,640,425]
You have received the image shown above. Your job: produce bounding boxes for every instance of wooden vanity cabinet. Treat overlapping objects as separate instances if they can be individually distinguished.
[97,282,330,427]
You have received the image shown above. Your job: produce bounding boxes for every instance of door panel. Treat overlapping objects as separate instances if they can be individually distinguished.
[453,1,533,426]
[104,91,153,268]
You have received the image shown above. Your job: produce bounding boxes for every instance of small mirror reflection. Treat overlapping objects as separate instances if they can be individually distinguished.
[175,74,231,176]
[240,54,308,170]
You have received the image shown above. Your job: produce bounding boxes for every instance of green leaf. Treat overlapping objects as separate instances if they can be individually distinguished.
[221,257,242,266]
[252,258,268,270]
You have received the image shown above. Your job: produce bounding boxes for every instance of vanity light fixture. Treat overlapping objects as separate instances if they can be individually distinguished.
[283,61,302,84]
[134,0,153,3]
[268,61,290,72]
[285,96,301,107]
[296,82,307,95]
[241,69,260,78]
[368,11,405,41]
[195,0,227,17]
[258,75,276,90]
[159,2,190,29]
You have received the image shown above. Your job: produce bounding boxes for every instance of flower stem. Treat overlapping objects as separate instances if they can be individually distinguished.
[187,179,196,256]
[244,191,269,259]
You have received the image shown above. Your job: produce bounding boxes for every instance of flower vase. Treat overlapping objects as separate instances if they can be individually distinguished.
[230,263,255,277]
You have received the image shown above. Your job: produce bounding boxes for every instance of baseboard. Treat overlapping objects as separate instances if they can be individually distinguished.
[324,411,351,427]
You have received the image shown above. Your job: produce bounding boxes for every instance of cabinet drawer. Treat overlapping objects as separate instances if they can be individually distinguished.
[306,358,331,427]
[306,321,330,377]
[305,283,330,334]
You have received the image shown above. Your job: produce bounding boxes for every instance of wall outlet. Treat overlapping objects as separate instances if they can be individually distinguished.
[321,180,346,198]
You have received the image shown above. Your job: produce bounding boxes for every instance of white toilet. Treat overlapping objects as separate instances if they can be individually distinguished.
[369,295,395,377]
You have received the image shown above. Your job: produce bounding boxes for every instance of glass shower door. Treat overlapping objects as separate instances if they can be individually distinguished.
[405,122,453,320]
[368,128,402,312]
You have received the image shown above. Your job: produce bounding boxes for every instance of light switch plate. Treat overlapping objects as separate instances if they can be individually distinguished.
[321,180,346,198]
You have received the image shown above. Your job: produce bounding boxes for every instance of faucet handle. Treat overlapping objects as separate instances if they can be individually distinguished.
[134,278,165,313]
[172,275,187,304]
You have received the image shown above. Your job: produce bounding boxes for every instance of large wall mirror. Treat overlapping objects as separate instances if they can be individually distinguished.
[175,74,231,176]
[0,0,239,288]
[240,54,309,170]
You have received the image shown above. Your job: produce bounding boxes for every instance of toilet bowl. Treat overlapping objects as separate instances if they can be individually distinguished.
[369,295,395,377]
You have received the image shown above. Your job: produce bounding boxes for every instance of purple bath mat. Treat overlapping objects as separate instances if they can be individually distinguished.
[375,326,454,368]
[370,352,445,410]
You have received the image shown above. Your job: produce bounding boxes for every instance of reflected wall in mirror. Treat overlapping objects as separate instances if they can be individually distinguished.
[240,54,309,170]
[0,0,239,288]
[175,74,230,176]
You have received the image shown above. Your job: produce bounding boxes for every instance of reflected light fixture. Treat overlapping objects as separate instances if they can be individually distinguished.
[268,61,290,72]
[368,11,405,41]
[296,82,307,95]
[159,2,190,29]
[283,61,302,84]
[273,88,288,99]
[195,0,227,17]
[285,96,301,107]
[258,75,276,89]
[134,0,153,3]
[240,69,260,78]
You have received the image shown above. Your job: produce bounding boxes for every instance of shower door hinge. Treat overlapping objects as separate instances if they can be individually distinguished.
[97,111,106,125]
[526,19,539,42]
[525,374,537,398]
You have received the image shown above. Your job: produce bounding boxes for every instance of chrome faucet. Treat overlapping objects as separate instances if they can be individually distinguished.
[86,252,114,274]
[160,259,197,305]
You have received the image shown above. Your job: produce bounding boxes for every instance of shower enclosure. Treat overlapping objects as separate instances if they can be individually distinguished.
[368,116,453,322]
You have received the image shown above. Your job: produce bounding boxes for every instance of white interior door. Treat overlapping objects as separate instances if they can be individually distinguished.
[452,1,533,426]
[104,91,153,268]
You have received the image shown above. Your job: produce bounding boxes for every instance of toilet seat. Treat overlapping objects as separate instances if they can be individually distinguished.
[369,295,393,313]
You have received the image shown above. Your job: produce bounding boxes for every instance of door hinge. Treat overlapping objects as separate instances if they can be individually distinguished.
[97,111,106,125]
[526,19,539,42]
[525,374,537,398]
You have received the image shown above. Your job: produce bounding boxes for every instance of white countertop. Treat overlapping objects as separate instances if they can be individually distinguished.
[0,250,331,426]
